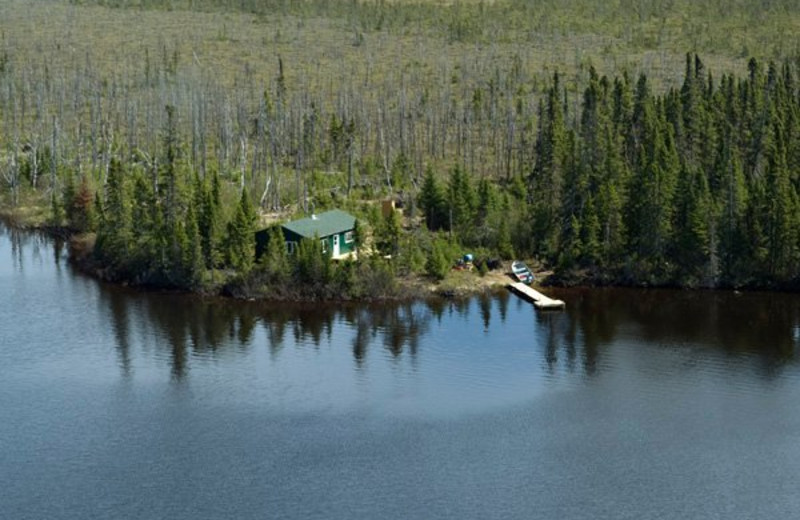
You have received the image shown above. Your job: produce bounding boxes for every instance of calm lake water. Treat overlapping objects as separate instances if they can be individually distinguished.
[3,222,800,519]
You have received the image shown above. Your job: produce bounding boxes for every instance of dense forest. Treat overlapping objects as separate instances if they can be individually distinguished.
[2,0,800,297]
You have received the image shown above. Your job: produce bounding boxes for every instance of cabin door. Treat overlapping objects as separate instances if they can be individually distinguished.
[332,234,340,257]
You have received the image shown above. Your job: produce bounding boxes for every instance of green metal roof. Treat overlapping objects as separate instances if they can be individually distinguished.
[281,209,356,239]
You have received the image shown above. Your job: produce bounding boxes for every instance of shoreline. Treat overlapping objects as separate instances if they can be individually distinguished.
[8,206,793,301]
[0,210,512,303]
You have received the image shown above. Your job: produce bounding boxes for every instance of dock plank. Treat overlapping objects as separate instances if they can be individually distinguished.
[507,282,566,310]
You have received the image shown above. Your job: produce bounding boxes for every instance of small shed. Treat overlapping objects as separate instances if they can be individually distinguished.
[257,209,357,259]
[381,199,397,219]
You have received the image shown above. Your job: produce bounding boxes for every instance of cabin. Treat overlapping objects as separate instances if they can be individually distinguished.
[256,209,357,260]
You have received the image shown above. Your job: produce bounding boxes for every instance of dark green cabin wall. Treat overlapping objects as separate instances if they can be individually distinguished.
[254,227,355,259]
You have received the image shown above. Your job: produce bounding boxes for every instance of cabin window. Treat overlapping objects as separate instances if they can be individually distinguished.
[286,241,297,254]
[345,231,354,244]
[321,239,328,253]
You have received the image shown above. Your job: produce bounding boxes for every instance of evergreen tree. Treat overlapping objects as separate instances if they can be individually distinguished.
[260,225,290,283]
[671,164,713,283]
[295,234,333,291]
[50,189,64,227]
[475,177,499,248]
[447,163,476,240]
[183,203,204,287]
[418,165,446,230]
[595,125,628,267]
[376,209,401,257]
[716,142,748,284]
[225,188,257,273]
[425,238,450,280]
[196,171,222,268]
[761,118,798,280]
[625,96,679,276]
[130,169,158,272]
[351,219,364,258]
[496,215,514,260]
[530,72,570,260]
[95,159,131,267]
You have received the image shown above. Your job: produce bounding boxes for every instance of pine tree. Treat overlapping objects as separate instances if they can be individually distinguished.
[295,234,332,289]
[425,238,450,280]
[530,72,569,259]
[376,209,401,257]
[96,159,131,267]
[475,177,498,248]
[671,164,713,283]
[196,171,222,268]
[595,123,628,267]
[50,190,64,227]
[625,95,679,276]
[351,219,364,258]
[496,216,514,260]
[580,195,601,265]
[716,142,748,284]
[418,165,446,230]
[260,225,290,283]
[183,203,205,287]
[225,188,257,273]
[762,118,798,280]
[447,163,476,240]
[130,169,157,271]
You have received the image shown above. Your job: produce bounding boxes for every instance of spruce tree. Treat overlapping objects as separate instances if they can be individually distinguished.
[717,142,748,284]
[530,72,569,259]
[762,119,798,280]
[447,163,476,240]
[261,225,290,283]
[418,165,446,231]
[96,159,131,267]
[225,188,257,274]
[183,203,205,287]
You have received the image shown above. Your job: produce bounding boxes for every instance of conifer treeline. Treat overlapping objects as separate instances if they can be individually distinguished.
[418,55,800,288]
[5,54,800,292]
[593,55,800,287]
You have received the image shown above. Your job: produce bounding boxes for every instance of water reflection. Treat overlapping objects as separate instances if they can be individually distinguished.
[100,286,440,380]
[95,277,800,382]
[0,225,60,275]
[9,225,800,520]
[7,220,799,384]
[550,287,800,378]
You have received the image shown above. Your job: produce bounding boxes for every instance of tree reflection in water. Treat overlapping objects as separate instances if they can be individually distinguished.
[98,278,800,382]
[539,287,800,380]
[102,288,442,380]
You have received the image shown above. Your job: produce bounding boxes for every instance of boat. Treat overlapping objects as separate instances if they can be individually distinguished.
[511,260,534,284]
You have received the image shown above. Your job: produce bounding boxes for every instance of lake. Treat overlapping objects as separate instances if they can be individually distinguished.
[2,222,800,519]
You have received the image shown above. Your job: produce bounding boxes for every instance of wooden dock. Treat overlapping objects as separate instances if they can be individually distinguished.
[507,282,566,310]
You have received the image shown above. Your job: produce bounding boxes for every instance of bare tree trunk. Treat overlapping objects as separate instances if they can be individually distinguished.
[50,116,59,196]
[102,120,113,184]
[346,137,354,197]
[30,138,39,190]
[239,134,247,191]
